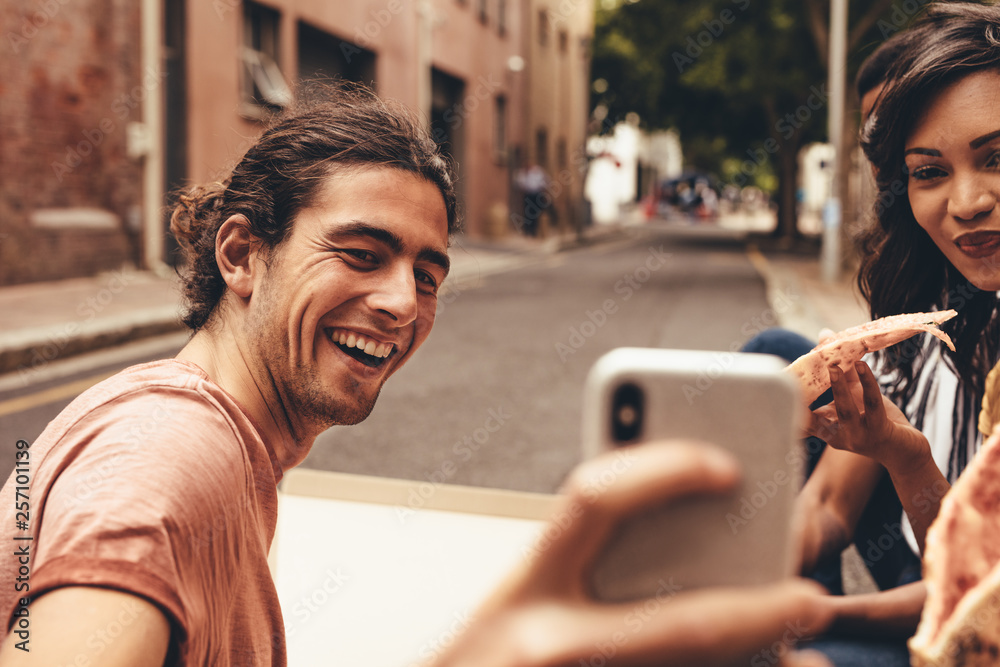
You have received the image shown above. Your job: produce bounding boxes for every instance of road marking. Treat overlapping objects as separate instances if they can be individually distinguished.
[745,243,772,278]
[0,371,115,417]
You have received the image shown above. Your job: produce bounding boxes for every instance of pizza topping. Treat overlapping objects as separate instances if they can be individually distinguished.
[783,310,957,405]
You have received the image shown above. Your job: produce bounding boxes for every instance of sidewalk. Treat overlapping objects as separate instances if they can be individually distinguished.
[0,220,868,379]
[748,242,870,338]
[639,205,871,337]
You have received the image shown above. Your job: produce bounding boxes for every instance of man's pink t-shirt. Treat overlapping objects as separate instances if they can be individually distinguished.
[0,359,286,665]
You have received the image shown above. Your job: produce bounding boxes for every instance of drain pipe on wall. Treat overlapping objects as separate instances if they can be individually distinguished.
[140,0,171,277]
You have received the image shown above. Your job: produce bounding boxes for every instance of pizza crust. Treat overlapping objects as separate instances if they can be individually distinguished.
[784,310,957,405]
[910,423,1000,666]
[979,361,1000,437]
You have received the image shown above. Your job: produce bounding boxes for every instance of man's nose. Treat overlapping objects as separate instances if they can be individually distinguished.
[369,264,418,325]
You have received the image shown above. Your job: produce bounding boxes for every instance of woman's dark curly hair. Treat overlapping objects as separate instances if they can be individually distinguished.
[857,2,1000,404]
[169,82,460,331]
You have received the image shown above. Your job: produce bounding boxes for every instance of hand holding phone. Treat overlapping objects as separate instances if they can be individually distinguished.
[581,347,803,602]
[431,440,833,667]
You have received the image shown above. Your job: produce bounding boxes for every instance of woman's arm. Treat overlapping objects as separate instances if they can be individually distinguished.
[795,446,885,576]
[812,361,947,553]
[825,581,926,639]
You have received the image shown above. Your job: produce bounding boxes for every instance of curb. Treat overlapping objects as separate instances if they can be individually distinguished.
[745,244,823,339]
[0,306,186,377]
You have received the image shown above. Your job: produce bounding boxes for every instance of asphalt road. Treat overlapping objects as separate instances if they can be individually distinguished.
[0,228,771,492]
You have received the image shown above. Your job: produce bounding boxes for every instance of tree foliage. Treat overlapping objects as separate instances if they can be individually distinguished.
[590,0,912,236]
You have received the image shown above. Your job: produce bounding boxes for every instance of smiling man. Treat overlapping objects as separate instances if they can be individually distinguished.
[0,87,459,666]
[179,166,453,471]
[0,85,831,666]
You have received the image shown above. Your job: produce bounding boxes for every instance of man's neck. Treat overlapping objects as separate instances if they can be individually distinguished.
[176,327,315,472]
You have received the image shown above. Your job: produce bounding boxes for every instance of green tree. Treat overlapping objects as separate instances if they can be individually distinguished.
[591,0,902,238]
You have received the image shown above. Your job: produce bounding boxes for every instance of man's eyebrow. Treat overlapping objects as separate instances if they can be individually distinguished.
[418,247,451,276]
[328,221,450,275]
[328,222,405,252]
[971,128,1000,149]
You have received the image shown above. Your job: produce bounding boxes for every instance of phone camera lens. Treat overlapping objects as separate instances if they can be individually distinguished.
[611,383,644,442]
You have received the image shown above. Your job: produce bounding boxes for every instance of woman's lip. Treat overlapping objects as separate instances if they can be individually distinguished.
[955,231,1000,259]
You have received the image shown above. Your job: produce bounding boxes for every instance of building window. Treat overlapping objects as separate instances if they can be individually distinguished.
[494,95,507,162]
[478,0,488,23]
[241,1,292,119]
[536,127,548,169]
[297,21,377,90]
[498,0,506,36]
[559,30,568,54]
[538,9,549,47]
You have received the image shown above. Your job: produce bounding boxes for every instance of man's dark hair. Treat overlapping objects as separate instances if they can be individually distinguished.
[170,82,460,331]
[857,2,1000,409]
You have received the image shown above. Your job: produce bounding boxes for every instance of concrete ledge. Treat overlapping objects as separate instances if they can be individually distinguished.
[30,207,119,229]
[0,305,185,376]
[281,468,558,521]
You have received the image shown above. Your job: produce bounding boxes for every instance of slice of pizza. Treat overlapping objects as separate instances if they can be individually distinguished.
[784,310,957,405]
[909,423,1000,666]
[979,360,1000,436]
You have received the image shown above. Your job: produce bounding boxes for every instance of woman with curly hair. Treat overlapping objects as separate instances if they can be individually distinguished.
[790,4,1000,665]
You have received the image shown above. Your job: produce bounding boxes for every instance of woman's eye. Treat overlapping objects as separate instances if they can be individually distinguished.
[987,152,1000,169]
[909,165,946,181]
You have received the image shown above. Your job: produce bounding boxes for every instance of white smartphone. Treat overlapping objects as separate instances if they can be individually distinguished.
[581,347,803,602]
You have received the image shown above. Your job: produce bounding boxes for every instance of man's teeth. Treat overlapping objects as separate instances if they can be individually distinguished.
[334,331,392,358]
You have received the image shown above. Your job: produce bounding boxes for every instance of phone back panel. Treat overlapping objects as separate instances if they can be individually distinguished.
[582,347,802,602]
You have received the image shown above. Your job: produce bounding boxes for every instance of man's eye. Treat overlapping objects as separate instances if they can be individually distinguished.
[416,270,439,291]
[343,249,377,263]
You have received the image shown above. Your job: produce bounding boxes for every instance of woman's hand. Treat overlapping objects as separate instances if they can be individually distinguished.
[429,441,833,667]
[806,360,947,551]
[807,360,932,475]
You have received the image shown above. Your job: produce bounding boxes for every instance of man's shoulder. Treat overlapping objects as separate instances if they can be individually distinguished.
[26,359,269,513]
[62,358,245,429]
[83,358,221,400]
[37,359,262,474]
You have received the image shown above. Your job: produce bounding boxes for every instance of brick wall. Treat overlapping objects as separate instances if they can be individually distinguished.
[0,0,142,285]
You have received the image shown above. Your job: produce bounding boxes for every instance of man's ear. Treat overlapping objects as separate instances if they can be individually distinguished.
[216,215,261,299]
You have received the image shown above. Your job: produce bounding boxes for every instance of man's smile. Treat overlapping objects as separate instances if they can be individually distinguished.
[325,327,397,369]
